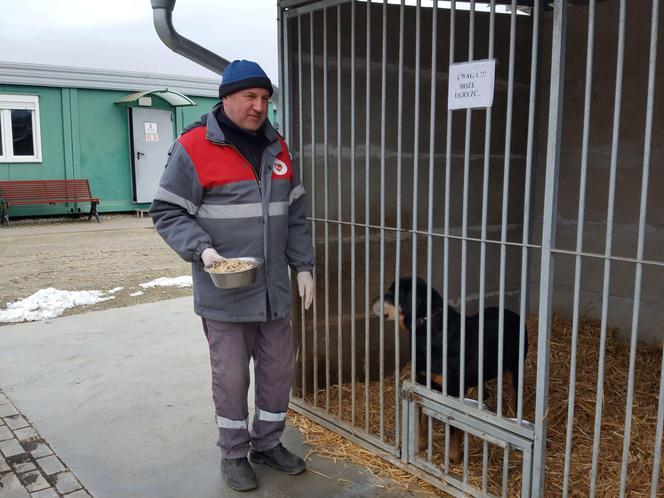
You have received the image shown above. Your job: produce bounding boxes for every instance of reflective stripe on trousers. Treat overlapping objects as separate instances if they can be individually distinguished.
[202,317,295,458]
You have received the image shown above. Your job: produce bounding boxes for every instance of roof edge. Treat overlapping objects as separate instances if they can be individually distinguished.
[0,61,220,98]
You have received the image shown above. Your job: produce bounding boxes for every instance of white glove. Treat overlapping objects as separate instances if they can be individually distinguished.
[297,271,315,310]
[201,247,226,268]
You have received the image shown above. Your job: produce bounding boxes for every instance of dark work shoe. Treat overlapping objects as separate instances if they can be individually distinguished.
[221,456,258,492]
[249,443,306,475]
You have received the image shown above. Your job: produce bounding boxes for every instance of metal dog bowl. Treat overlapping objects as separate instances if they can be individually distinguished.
[205,257,263,289]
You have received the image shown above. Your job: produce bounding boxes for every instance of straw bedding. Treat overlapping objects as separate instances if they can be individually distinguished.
[291,315,663,496]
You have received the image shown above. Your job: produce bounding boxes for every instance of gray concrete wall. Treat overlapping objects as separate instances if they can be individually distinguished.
[287,1,664,398]
[531,0,664,342]
[287,3,534,390]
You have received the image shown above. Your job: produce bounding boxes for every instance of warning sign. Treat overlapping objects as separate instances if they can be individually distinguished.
[448,59,496,110]
[144,122,158,134]
[145,134,159,142]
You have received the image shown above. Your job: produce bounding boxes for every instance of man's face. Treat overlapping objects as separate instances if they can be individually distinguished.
[222,87,270,131]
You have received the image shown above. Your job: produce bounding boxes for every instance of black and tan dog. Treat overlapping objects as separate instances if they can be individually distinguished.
[373,276,527,461]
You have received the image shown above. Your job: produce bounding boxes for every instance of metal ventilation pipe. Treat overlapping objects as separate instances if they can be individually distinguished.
[150,0,230,76]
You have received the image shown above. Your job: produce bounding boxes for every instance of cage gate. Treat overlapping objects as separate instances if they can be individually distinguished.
[402,381,535,497]
[281,0,664,497]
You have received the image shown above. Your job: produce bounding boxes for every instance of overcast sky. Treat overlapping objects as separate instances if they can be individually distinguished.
[0,0,279,82]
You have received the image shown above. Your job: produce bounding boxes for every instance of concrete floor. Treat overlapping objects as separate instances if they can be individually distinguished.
[0,297,416,498]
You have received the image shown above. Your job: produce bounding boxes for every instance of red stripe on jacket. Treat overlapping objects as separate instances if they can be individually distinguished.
[178,126,294,188]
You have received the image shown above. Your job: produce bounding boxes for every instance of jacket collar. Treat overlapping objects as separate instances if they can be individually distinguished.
[204,102,279,145]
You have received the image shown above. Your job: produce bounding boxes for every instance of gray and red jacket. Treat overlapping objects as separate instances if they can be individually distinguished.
[149,104,314,322]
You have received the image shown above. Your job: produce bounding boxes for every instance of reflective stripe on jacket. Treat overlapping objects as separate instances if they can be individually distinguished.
[149,104,314,322]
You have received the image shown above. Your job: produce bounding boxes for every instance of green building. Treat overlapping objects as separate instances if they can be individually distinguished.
[0,61,278,217]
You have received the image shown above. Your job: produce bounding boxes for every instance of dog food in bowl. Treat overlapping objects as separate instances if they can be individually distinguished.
[204,257,263,289]
[207,259,254,274]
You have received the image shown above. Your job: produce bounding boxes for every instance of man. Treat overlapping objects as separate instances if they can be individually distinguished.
[149,59,315,492]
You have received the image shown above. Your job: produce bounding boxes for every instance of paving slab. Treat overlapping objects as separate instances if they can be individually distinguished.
[0,297,416,498]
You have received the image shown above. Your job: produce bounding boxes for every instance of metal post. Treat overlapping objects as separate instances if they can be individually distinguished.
[531,0,567,495]
[336,2,344,422]
[323,5,331,414]
[498,0,518,419]
[410,0,422,389]
[442,0,456,471]
[460,0,477,483]
[479,1,496,489]
[297,12,306,401]
[364,0,372,434]
[619,1,658,495]
[519,0,540,429]
[379,0,388,441]
[350,0,357,430]
[393,0,406,448]
[310,11,319,409]
[589,1,626,494]
[563,1,595,495]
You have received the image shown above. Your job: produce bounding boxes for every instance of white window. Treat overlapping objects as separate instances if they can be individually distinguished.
[0,95,42,163]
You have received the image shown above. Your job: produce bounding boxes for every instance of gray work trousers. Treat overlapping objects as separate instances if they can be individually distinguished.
[202,317,295,459]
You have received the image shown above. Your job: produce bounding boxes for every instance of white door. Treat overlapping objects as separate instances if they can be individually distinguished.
[130,108,174,203]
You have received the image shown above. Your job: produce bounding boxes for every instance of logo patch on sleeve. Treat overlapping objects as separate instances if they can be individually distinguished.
[273,159,289,176]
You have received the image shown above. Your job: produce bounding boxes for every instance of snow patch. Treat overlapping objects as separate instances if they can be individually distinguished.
[0,288,114,323]
[140,276,192,289]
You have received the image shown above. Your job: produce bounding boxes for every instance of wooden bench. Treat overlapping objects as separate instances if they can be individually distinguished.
[0,179,101,226]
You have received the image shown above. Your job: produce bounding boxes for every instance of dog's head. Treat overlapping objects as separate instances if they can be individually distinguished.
[372,276,443,331]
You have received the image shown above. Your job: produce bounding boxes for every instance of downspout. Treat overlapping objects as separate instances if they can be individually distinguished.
[150,0,230,75]
[149,0,280,106]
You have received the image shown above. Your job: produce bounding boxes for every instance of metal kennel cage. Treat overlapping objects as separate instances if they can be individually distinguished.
[278,1,664,496]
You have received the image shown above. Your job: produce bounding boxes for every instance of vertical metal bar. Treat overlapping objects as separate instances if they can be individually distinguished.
[522,447,533,498]
[651,343,664,497]
[482,438,489,495]
[426,0,439,394]
[619,1,658,495]
[460,0,476,483]
[479,0,496,419]
[518,0,540,426]
[442,0,456,472]
[463,428,469,484]
[410,0,422,387]
[501,444,510,498]
[478,0,496,418]
[497,0,517,419]
[310,11,319,409]
[589,1,626,494]
[479,3,495,486]
[278,6,287,140]
[394,0,405,449]
[408,400,418,464]
[427,416,433,463]
[562,2,594,496]
[378,0,387,441]
[297,13,306,402]
[401,394,409,463]
[364,0,372,434]
[277,6,284,136]
[323,5,331,413]
[336,2,343,422]
[350,0,357,430]
[531,1,567,495]
[459,0,476,404]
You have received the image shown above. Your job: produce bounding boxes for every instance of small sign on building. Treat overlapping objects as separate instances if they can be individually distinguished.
[144,121,159,142]
[448,59,496,110]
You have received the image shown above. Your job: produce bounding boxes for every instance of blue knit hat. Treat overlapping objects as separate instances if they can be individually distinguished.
[219,59,273,98]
